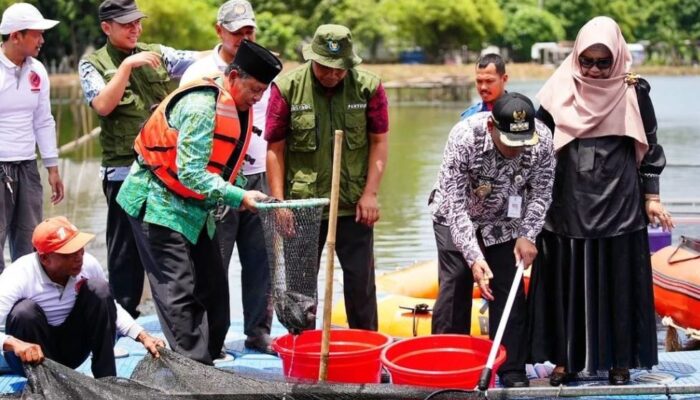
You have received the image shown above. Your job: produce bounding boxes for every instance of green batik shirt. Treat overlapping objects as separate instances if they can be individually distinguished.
[116,89,246,244]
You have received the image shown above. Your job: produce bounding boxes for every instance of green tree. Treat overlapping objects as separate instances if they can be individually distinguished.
[256,0,318,18]
[137,0,218,51]
[384,0,504,61]
[540,0,643,41]
[1,0,103,69]
[310,0,392,61]
[637,0,700,64]
[256,11,307,60]
[502,6,565,61]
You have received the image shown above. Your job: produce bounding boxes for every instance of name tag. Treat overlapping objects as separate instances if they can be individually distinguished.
[507,196,522,218]
[291,104,312,112]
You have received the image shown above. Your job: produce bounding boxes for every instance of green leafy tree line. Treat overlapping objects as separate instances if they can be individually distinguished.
[1,0,699,67]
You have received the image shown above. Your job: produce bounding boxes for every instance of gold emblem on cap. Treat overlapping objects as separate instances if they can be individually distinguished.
[234,4,246,15]
[510,109,529,132]
[513,110,526,122]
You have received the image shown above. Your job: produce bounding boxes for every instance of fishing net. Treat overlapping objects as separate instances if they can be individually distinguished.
[257,198,329,334]
[10,350,700,399]
[12,349,486,399]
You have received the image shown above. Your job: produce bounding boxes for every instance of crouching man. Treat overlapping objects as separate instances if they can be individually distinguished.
[0,216,163,378]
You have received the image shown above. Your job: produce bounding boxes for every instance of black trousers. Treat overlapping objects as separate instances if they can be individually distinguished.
[4,279,118,378]
[431,225,527,373]
[128,215,229,365]
[103,179,144,318]
[215,172,272,339]
[431,222,475,334]
[317,216,377,331]
[483,239,528,374]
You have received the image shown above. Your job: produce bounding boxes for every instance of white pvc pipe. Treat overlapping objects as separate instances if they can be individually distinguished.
[485,260,525,369]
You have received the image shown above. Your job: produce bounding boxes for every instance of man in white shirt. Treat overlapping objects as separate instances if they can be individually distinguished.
[0,3,65,274]
[180,0,274,354]
[0,216,163,378]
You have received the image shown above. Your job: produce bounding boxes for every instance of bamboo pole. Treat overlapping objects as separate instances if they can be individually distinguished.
[318,129,344,381]
[58,127,101,156]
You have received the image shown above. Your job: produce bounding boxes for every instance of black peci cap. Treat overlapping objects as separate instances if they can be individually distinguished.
[231,40,282,84]
[491,92,539,147]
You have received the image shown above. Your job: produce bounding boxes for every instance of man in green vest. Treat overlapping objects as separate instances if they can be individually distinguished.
[265,24,389,331]
[78,0,201,319]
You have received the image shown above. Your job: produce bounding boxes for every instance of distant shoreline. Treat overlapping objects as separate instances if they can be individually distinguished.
[360,63,700,82]
[49,63,700,87]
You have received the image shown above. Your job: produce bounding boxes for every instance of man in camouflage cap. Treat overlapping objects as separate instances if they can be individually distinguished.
[265,24,389,331]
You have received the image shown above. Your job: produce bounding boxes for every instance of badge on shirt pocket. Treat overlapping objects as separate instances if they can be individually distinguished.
[474,175,493,199]
[29,71,41,92]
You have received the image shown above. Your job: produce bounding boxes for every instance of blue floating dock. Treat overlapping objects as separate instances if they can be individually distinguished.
[5,316,700,398]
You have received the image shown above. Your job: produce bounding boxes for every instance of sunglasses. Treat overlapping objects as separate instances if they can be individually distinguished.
[578,56,613,69]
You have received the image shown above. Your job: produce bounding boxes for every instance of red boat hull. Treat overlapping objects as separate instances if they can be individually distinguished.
[651,246,700,329]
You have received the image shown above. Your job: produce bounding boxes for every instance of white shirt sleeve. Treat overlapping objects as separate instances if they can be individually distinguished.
[0,260,31,347]
[179,60,223,87]
[32,62,58,167]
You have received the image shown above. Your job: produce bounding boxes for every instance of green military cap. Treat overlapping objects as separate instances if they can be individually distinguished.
[302,24,362,70]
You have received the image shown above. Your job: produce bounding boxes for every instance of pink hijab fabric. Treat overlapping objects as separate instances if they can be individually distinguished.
[536,16,648,163]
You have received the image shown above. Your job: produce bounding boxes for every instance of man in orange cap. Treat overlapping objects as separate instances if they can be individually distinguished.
[0,216,163,378]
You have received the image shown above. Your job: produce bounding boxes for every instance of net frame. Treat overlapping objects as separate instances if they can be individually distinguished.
[256,198,330,210]
[257,198,329,334]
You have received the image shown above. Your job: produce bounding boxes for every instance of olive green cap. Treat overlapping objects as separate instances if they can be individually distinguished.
[302,24,362,70]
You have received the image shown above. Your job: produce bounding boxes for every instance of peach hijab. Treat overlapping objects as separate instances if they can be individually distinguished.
[536,16,648,163]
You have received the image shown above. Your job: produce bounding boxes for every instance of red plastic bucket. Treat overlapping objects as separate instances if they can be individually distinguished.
[272,328,393,383]
[381,334,506,389]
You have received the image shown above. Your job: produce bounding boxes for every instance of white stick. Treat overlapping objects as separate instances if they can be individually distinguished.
[486,259,524,369]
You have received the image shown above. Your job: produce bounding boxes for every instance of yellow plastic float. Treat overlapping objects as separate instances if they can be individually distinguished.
[331,260,493,338]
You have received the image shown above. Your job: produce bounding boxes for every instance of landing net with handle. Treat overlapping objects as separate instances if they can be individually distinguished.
[257,198,329,334]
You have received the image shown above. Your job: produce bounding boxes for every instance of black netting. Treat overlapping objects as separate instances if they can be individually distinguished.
[257,199,328,334]
[15,349,488,399]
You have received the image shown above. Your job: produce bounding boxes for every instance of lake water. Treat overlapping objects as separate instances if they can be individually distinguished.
[26,75,700,319]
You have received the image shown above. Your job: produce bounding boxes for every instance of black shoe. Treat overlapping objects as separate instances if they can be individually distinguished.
[549,370,575,386]
[608,368,630,385]
[245,334,276,355]
[214,349,233,362]
[500,371,530,388]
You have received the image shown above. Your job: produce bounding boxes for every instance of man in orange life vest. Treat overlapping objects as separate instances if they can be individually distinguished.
[115,40,282,365]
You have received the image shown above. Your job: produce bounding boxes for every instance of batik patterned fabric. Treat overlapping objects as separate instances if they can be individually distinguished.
[430,112,556,266]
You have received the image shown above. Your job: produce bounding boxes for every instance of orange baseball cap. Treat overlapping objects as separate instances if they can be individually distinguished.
[32,216,95,255]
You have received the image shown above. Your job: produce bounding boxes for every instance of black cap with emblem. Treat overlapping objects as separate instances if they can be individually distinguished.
[491,92,539,147]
